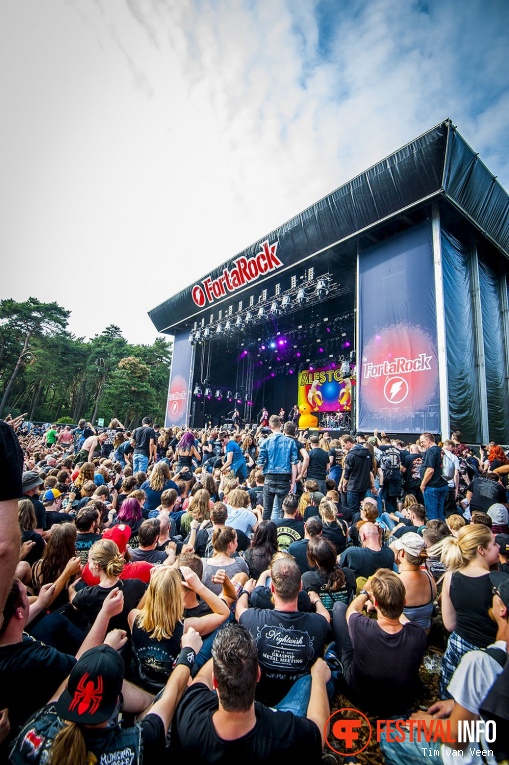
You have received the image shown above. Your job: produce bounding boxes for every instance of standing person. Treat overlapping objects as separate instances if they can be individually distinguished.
[305,435,329,496]
[290,404,300,427]
[130,417,157,474]
[401,443,424,505]
[259,407,269,427]
[339,434,374,516]
[57,426,73,449]
[256,415,299,521]
[442,439,460,518]
[419,432,448,522]
[171,624,328,762]
[231,407,241,430]
[221,432,247,482]
[278,407,285,421]
[0,419,24,627]
[327,438,343,490]
[174,431,201,496]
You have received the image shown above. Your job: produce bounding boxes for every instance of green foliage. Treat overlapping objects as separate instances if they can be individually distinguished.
[0,299,172,425]
[56,416,75,424]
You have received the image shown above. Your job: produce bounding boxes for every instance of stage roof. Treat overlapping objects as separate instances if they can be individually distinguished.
[149,119,509,334]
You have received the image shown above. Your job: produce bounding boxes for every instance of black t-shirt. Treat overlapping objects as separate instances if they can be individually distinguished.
[402,453,424,488]
[392,523,426,539]
[21,494,46,531]
[335,503,353,523]
[274,518,305,551]
[339,546,395,579]
[306,448,329,480]
[287,538,312,573]
[72,579,146,631]
[0,636,75,755]
[132,425,156,456]
[321,520,348,554]
[346,611,427,716]
[239,608,330,706]
[75,531,102,563]
[172,682,322,764]
[302,505,320,522]
[469,477,507,512]
[0,421,23,500]
[422,445,447,487]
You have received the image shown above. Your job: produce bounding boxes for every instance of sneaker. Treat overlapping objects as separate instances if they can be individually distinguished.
[324,642,343,673]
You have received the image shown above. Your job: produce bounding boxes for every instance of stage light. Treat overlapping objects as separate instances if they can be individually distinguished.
[235,315,243,329]
[343,341,351,348]
[269,301,279,315]
[269,341,276,349]
[245,311,253,324]
[215,389,222,400]
[350,351,356,362]
[281,294,291,310]
[244,392,250,402]
[224,319,232,333]
[296,287,306,305]
[318,347,324,353]
[257,306,265,319]
[203,327,211,340]
[204,386,212,398]
[216,322,223,334]
[260,344,266,351]
[188,332,195,345]
[296,352,301,358]
[316,278,328,299]
[226,390,233,400]
[193,384,202,397]
[309,365,314,371]
[277,338,286,346]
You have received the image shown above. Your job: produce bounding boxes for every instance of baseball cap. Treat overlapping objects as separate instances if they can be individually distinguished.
[496,533,509,556]
[488,503,509,526]
[43,488,62,502]
[490,570,509,610]
[309,491,325,505]
[355,431,366,438]
[103,524,131,553]
[22,470,44,493]
[393,532,426,557]
[56,645,124,724]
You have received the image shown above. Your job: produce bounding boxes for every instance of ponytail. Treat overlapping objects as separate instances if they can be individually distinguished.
[50,722,87,765]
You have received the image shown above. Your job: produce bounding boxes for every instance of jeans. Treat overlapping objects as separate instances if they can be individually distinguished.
[331,602,354,677]
[423,484,448,522]
[328,467,342,490]
[346,489,367,516]
[262,475,292,521]
[133,453,149,474]
[28,612,85,654]
[380,511,405,531]
[272,669,337,717]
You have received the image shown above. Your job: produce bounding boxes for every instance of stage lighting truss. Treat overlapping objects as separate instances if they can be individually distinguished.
[191,270,350,341]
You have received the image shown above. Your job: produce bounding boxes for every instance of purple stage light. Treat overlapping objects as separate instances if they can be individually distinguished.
[260,344,266,350]
[326,327,331,333]
[271,372,275,377]
[330,362,336,369]
[318,347,324,353]
[343,341,351,348]
[289,369,294,374]
[309,365,314,371]
[296,352,301,358]
[278,338,286,346]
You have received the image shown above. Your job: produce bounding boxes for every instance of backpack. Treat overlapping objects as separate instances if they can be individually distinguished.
[441,449,456,481]
[380,447,401,478]
[203,526,215,558]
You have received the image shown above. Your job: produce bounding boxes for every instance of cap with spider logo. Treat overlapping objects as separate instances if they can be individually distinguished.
[56,645,124,724]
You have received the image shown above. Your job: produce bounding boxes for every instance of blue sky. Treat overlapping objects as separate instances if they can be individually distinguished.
[1,0,508,344]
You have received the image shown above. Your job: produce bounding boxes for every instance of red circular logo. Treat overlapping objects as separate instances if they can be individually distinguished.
[192,285,206,307]
[325,707,372,757]
[361,323,437,414]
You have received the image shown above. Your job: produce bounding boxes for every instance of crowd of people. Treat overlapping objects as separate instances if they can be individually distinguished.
[0,412,508,764]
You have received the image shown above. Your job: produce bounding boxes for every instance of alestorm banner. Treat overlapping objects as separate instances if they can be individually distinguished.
[358,223,440,433]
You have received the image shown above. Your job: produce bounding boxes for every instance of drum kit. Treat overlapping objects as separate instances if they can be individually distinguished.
[322,412,351,429]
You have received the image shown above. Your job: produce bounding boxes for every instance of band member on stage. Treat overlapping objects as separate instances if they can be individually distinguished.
[290,404,300,426]
[231,407,241,431]
[260,407,269,427]
[279,407,285,421]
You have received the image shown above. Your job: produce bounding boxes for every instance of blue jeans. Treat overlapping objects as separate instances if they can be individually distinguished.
[272,672,337,717]
[346,489,367,516]
[380,511,405,531]
[133,453,149,474]
[262,475,292,521]
[423,484,448,521]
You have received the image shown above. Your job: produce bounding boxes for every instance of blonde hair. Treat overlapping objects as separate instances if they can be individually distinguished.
[188,488,210,521]
[89,539,125,578]
[148,461,170,492]
[227,488,250,509]
[74,462,95,489]
[371,568,406,619]
[136,567,183,640]
[222,478,239,496]
[299,491,312,515]
[446,514,467,533]
[319,499,337,522]
[440,524,493,571]
[18,498,37,531]
[49,722,87,765]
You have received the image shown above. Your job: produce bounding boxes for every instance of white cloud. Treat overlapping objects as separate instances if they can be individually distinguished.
[0,0,507,345]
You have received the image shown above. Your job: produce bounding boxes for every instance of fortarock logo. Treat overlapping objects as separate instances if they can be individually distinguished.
[191,240,282,307]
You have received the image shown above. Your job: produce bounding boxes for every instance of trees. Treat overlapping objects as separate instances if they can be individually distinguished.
[0,298,70,418]
[0,300,172,426]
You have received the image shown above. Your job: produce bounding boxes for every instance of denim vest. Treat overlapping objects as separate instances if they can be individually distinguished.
[257,432,298,475]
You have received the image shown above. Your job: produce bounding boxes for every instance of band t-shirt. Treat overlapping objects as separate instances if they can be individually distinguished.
[468,477,507,512]
[132,426,156,456]
[421,445,447,487]
[171,683,322,764]
[239,608,330,706]
[274,518,305,551]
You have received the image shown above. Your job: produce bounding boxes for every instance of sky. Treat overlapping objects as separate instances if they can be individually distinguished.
[1,0,508,346]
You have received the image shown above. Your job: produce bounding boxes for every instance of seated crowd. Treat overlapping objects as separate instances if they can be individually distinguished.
[0,415,508,764]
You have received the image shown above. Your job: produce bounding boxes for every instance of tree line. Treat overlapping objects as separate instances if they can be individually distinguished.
[0,298,172,428]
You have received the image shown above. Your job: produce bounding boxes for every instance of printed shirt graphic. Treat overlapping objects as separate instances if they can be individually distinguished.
[239,609,330,706]
[275,518,304,551]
